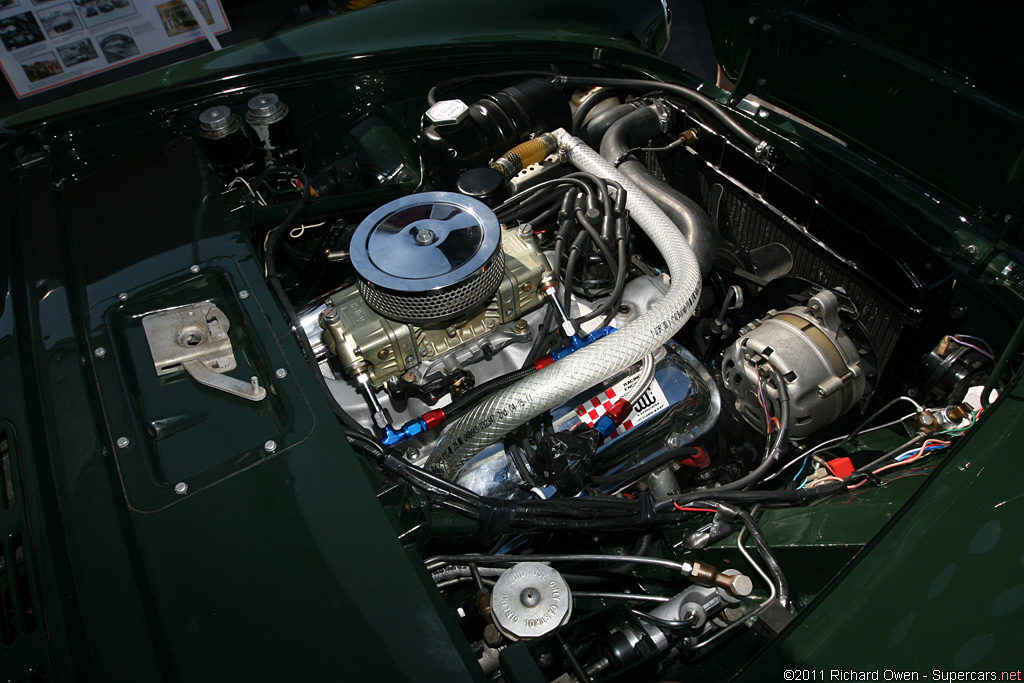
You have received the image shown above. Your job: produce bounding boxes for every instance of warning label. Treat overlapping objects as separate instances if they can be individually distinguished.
[574,371,669,440]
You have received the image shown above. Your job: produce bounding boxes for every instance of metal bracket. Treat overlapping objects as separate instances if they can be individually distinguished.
[142,301,266,401]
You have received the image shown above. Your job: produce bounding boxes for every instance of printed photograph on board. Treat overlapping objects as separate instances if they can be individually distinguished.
[97,28,137,63]
[71,0,136,29]
[0,11,45,51]
[20,49,62,81]
[39,2,82,38]
[55,36,96,66]
[156,0,211,38]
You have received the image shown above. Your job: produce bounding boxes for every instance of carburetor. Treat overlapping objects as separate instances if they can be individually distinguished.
[320,192,552,386]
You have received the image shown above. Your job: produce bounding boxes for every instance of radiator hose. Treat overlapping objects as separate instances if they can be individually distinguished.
[600,103,716,276]
[430,129,702,477]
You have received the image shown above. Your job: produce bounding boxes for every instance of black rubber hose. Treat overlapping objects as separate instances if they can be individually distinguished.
[600,104,716,276]
[444,367,538,421]
[261,168,375,444]
[571,87,625,135]
[579,101,645,148]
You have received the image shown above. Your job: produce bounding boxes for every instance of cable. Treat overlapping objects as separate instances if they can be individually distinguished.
[765,411,918,483]
[425,552,692,575]
[631,609,700,629]
[578,592,669,604]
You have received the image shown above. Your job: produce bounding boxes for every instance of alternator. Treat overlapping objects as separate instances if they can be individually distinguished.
[721,290,870,438]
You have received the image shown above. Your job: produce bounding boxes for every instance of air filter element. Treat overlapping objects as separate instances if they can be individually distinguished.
[350,192,504,326]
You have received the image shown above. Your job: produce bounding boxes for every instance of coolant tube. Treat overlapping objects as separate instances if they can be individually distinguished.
[601,103,716,276]
[490,133,558,181]
[430,129,702,476]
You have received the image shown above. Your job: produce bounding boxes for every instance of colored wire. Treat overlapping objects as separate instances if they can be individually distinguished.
[765,408,920,483]
[949,335,995,360]
[756,374,771,430]
[673,504,717,513]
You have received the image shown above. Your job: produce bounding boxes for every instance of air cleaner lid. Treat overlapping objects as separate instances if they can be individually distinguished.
[350,192,501,293]
[350,192,505,325]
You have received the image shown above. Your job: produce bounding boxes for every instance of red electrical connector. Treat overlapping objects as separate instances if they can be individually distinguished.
[826,456,855,479]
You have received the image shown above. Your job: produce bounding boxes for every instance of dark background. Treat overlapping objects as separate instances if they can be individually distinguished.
[0,0,716,120]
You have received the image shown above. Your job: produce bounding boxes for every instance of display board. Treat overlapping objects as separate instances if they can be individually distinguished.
[0,0,229,98]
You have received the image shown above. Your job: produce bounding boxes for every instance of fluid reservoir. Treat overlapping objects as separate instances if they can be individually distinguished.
[195,105,259,181]
[245,93,304,176]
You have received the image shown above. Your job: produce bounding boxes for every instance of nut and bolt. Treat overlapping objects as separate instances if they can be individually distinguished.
[174,482,188,495]
[420,345,433,357]
[118,292,128,301]
[484,624,503,647]
[377,349,390,360]
[189,264,200,273]
[239,290,250,300]
[405,355,415,364]
[518,224,533,237]
[447,327,458,338]
[264,440,277,453]
[94,347,106,358]
[514,320,529,333]
[116,436,130,449]
[322,306,339,323]
[414,229,437,245]
[275,368,287,379]
[521,282,533,293]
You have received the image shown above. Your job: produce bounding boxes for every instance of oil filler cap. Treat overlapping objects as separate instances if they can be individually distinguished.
[350,192,504,326]
[491,562,573,640]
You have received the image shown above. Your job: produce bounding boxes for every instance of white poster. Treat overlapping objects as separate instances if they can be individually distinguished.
[0,0,229,98]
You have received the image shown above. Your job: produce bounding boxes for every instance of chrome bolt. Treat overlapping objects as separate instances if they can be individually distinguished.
[404,355,415,365]
[116,436,130,449]
[189,264,200,273]
[174,482,188,495]
[275,368,287,379]
[94,347,106,358]
[239,290,250,299]
[264,440,277,453]
[118,292,128,301]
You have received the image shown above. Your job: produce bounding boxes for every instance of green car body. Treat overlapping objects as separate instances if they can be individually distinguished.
[1,0,1022,680]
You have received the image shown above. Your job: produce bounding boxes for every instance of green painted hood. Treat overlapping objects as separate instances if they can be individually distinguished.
[704,0,1024,236]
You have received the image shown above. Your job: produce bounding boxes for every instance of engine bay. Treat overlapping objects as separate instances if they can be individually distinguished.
[48,64,1015,681]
